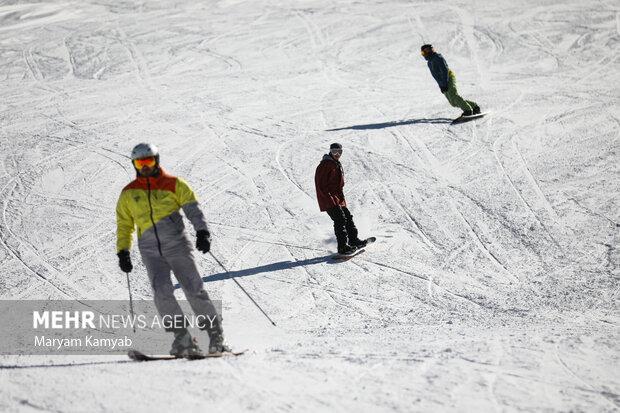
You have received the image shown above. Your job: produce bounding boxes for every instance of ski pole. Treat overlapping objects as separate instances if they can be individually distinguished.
[125,271,136,333]
[209,252,277,327]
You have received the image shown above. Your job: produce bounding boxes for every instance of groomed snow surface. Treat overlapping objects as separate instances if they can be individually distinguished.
[1,0,618,411]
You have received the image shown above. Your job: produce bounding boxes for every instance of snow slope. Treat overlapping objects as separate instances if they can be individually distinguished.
[1,0,618,411]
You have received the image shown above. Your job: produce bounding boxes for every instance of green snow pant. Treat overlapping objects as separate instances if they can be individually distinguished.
[443,70,478,113]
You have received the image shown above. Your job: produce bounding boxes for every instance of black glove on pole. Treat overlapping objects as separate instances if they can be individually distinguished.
[117,250,133,273]
[196,229,211,253]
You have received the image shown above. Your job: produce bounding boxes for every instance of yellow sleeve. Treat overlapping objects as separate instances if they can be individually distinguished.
[175,177,198,206]
[176,177,209,232]
[116,191,135,252]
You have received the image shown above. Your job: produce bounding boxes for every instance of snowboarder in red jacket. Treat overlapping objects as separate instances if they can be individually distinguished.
[315,143,368,255]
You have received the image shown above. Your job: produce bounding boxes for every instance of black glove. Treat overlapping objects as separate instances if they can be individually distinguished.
[117,250,133,273]
[440,86,448,93]
[196,229,211,253]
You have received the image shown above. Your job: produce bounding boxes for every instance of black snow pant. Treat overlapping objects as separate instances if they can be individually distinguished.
[326,206,359,248]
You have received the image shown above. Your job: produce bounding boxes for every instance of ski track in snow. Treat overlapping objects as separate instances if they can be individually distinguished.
[0,0,618,412]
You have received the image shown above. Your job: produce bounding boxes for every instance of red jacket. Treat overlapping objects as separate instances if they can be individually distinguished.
[314,154,346,211]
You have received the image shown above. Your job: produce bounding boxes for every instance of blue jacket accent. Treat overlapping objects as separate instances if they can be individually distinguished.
[425,53,449,90]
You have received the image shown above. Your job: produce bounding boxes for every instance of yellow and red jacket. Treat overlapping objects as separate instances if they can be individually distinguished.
[116,169,207,252]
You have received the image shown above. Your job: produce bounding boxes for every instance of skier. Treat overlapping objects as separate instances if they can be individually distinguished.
[116,143,229,357]
[314,143,368,255]
[421,44,481,117]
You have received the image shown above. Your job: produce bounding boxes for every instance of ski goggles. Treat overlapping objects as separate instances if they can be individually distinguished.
[133,156,157,168]
[330,148,343,155]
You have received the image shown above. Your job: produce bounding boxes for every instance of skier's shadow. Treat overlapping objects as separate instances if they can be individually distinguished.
[174,254,335,289]
[0,360,133,370]
[326,117,452,131]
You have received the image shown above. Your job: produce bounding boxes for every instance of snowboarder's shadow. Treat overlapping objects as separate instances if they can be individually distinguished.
[325,118,452,131]
[174,254,335,288]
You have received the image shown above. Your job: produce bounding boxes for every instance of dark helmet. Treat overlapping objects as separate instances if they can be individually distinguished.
[330,142,343,150]
[421,44,433,52]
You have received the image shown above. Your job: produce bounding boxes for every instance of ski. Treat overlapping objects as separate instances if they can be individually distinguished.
[451,112,488,124]
[188,350,246,359]
[128,349,246,361]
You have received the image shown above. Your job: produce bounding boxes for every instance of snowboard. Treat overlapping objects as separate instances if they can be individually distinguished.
[128,349,246,361]
[332,237,376,261]
[451,112,487,125]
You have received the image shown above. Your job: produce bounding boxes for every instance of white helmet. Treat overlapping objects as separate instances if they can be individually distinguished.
[131,143,159,160]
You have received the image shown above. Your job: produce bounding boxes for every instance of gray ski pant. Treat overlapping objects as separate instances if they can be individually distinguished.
[138,226,221,334]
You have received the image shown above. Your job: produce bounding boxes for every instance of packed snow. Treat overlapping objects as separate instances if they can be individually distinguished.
[0,0,618,411]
